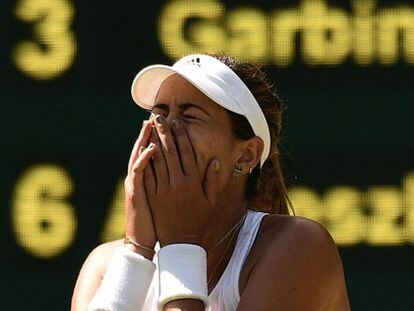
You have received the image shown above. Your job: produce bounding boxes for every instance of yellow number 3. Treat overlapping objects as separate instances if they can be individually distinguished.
[13,0,76,80]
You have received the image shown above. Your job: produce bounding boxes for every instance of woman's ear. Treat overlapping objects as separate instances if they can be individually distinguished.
[236,136,264,173]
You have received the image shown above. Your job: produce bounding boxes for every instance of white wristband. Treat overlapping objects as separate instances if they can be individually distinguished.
[88,247,156,311]
[158,244,208,310]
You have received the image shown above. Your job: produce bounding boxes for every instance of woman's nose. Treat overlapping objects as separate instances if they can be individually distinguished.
[165,114,181,127]
[155,114,179,143]
[153,113,173,125]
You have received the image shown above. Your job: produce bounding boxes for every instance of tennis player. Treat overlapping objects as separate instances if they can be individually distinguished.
[71,54,350,310]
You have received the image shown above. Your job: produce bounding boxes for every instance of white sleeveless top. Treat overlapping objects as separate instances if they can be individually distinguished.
[142,209,268,310]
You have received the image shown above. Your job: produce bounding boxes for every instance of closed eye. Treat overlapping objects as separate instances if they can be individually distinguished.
[183,114,197,119]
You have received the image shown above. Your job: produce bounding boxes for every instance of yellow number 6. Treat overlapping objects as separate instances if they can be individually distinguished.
[13,0,76,80]
[11,164,77,259]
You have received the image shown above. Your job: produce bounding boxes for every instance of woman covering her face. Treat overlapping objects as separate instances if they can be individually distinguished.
[71,54,351,311]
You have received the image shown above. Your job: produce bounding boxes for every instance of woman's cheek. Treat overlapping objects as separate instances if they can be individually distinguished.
[183,129,204,175]
[187,131,218,177]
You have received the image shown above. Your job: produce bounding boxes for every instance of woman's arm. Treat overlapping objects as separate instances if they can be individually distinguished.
[237,217,351,310]
[72,119,158,311]
[71,240,121,311]
[163,299,204,310]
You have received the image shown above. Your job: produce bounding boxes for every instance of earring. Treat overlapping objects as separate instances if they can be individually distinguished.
[232,163,243,180]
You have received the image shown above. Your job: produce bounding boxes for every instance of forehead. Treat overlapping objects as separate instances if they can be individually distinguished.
[154,74,223,114]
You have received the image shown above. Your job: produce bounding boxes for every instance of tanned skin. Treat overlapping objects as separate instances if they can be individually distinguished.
[72,75,350,311]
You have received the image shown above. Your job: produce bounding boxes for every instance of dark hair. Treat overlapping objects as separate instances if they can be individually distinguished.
[208,53,293,215]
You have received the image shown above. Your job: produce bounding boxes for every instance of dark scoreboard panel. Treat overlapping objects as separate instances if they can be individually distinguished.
[1,0,413,309]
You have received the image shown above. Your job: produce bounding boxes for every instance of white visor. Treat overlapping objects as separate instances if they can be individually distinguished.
[131,54,271,168]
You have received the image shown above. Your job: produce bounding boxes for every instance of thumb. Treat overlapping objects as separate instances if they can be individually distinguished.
[203,158,220,207]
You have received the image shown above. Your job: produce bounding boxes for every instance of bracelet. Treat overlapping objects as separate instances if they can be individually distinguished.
[124,236,155,255]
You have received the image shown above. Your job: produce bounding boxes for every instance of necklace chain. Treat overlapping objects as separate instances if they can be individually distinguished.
[207,222,236,285]
[208,212,247,254]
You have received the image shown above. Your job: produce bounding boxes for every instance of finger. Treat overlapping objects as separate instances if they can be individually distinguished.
[128,120,150,173]
[203,159,221,207]
[128,120,153,175]
[131,143,156,193]
[144,160,157,197]
[171,119,198,177]
[150,126,169,191]
[154,115,181,180]
[138,146,144,156]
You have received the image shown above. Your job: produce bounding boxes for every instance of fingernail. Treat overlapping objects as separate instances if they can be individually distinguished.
[139,146,145,154]
[214,160,221,173]
[155,115,165,125]
[172,119,181,129]
[148,142,155,149]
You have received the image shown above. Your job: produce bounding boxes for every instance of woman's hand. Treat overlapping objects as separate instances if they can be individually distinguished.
[144,115,221,248]
[124,119,157,258]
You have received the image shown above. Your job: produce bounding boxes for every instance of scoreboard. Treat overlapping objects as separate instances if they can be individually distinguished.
[1,0,413,310]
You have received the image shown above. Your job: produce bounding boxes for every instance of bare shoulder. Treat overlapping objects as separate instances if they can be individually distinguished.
[71,239,124,311]
[260,214,338,251]
[238,214,350,311]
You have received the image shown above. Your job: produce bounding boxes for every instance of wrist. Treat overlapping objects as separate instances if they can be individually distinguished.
[123,243,155,260]
[123,236,156,260]
[159,236,205,249]
[158,244,208,309]
[88,247,156,311]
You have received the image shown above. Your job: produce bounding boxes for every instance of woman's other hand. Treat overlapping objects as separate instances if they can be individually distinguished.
[144,115,221,249]
[124,119,157,259]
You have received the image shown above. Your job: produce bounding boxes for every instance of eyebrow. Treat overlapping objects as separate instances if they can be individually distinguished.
[151,103,211,117]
